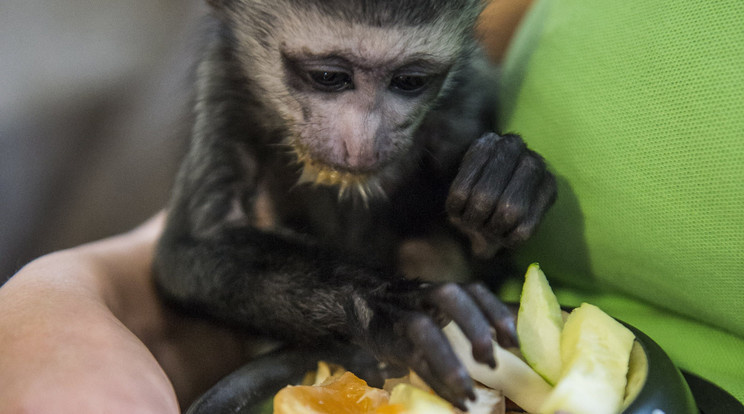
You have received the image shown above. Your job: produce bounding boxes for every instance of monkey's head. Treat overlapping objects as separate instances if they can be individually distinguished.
[209,0,486,199]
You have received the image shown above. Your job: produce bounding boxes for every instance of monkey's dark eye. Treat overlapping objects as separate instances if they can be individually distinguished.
[308,70,353,92]
[390,75,430,94]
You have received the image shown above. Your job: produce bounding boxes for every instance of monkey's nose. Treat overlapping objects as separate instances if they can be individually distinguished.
[341,139,379,171]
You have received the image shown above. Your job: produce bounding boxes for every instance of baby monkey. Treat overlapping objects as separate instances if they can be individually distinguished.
[155,0,556,410]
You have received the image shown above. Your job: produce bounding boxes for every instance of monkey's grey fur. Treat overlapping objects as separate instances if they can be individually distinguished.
[155,0,556,411]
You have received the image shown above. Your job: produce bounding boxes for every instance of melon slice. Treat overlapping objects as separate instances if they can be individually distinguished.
[540,303,635,414]
[517,263,564,384]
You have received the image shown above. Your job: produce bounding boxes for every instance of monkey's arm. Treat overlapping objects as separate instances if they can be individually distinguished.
[157,197,516,409]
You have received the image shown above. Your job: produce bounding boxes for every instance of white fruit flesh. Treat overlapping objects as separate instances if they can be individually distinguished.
[540,303,635,414]
[443,322,552,413]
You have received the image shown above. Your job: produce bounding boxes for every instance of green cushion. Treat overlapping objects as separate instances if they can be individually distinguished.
[498,0,744,403]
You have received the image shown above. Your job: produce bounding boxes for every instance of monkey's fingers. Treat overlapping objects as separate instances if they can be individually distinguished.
[464,283,519,349]
[404,313,475,411]
[426,283,496,368]
[505,171,557,246]
[453,134,524,225]
[411,359,471,412]
[486,151,547,241]
[446,133,494,212]
[446,133,525,225]
[465,134,527,226]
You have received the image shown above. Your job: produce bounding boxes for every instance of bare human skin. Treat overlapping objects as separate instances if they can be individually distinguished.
[0,213,248,413]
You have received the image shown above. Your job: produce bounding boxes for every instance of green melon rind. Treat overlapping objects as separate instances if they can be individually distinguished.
[517,263,564,385]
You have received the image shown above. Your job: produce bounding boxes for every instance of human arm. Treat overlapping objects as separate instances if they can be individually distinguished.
[0,213,248,413]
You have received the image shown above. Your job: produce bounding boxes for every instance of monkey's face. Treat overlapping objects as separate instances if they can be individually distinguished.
[281,46,453,199]
[221,1,479,198]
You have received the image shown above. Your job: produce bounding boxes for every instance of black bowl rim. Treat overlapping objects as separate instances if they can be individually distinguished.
[188,306,741,414]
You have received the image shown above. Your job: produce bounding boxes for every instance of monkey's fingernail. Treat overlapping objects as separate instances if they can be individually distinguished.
[497,332,518,349]
[496,320,519,349]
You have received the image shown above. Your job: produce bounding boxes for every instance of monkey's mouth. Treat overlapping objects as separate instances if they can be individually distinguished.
[292,145,385,202]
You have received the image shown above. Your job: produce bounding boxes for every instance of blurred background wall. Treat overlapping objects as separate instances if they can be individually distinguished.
[0,0,206,280]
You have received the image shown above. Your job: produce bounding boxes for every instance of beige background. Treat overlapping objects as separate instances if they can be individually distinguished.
[0,0,207,279]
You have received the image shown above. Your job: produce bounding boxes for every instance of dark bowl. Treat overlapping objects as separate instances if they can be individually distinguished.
[619,322,697,414]
[186,316,737,414]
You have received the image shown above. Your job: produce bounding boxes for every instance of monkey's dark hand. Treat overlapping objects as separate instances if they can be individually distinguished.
[446,133,556,258]
[352,281,517,410]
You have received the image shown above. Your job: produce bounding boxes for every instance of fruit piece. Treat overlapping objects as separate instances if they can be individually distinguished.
[387,383,454,414]
[540,303,635,414]
[621,341,648,410]
[273,371,389,414]
[443,322,552,413]
[373,404,407,414]
[382,371,433,395]
[382,372,504,414]
[465,386,505,414]
[303,361,346,386]
[517,263,564,384]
